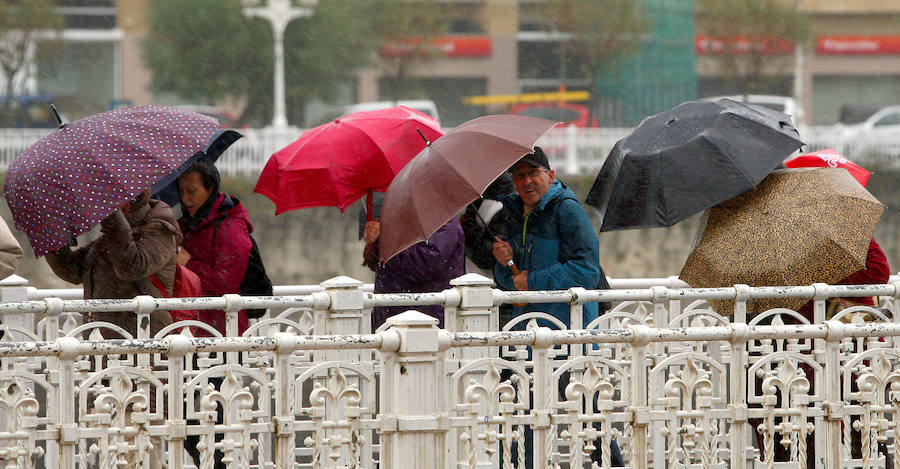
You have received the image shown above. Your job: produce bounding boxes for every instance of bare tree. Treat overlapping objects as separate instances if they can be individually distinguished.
[696,0,809,95]
[0,0,62,118]
[542,0,651,121]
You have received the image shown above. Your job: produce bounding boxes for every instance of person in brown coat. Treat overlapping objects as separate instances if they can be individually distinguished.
[45,189,182,338]
[0,217,23,280]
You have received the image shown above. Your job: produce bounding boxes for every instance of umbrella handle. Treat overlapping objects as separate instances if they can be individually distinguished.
[506,260,527,307]
[366,191,373,222]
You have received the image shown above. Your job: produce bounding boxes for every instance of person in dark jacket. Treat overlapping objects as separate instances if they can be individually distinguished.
[491,147,621,467]
[492,147,610,329]
[176,159,254,337]
[45,189,180,338]
[177,159,257,469]
[460,172,515,277]
[362,217,465,329]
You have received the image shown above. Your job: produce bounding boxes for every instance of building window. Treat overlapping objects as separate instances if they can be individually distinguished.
[56,0,116,29]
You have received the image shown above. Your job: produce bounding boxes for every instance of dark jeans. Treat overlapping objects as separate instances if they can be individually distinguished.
[501,368,624,467]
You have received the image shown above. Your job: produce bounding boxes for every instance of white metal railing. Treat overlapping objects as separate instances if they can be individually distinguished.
[0,273,898,468]
[3,125,897,177]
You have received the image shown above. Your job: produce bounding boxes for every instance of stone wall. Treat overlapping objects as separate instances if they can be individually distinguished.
[7,165,900,289]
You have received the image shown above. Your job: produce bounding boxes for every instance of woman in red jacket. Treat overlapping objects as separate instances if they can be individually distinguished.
[176,159,254,336]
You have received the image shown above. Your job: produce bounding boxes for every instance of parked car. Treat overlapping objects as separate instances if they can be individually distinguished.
[0,95,64,128]
[508,102,597,128]
[701,94,800,125]
[343,100,440,122]
[176,105,240,128]
[835,105,900,158]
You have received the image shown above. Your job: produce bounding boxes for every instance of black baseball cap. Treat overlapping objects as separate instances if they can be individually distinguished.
[513,146,550,170]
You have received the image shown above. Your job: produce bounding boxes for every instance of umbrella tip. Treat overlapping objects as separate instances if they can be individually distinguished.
[416,128,431,146]
[49,104,66,129]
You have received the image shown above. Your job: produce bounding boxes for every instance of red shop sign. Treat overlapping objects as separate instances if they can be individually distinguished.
[382,35,492,58]
[695,35,795,55]
[817,35,900,55]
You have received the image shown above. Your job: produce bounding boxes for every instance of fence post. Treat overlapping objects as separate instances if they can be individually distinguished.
[378,311,450,469]
[0,275,33,334]
[447,274,494,360]
[57,337,79,469]
[823,321,844,469]
[166,335,190,469]
[319,276,366,362]
[565,125,579,175]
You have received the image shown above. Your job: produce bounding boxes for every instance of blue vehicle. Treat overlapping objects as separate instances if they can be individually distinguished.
[0,95,62,128]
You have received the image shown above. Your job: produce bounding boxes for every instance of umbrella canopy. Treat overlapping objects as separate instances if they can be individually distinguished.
[585,98,805,232]
[784,148,871,187]
[4,105,218,257]
[679,167,884,315]
[150,129,244,206]
[253,105,443,215]
[378,114,559,262]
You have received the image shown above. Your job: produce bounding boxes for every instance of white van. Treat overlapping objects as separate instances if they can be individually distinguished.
[340,100,440,123]
[701,94,800,125]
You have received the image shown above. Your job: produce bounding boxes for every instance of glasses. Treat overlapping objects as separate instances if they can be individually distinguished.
[512,168,548,181]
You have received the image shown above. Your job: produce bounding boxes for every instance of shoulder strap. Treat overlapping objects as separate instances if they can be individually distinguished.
[148,274,170,298]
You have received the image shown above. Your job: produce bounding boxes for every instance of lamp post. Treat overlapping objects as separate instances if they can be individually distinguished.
[242,0,317,129]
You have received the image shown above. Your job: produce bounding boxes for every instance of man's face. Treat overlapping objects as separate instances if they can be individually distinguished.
[511,162,554,210]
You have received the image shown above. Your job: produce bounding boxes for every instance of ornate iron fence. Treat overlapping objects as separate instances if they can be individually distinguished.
[0,274,897,468]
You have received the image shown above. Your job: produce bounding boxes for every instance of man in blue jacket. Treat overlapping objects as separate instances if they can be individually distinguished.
[492,147,621,466]
[492,146,608,329]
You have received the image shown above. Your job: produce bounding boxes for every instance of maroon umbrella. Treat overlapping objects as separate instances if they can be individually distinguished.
[378,114,559,262]
[4,105,219,256]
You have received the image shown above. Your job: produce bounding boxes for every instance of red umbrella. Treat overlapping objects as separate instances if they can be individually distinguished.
[253,106,443,217]
[4,105,219,256]
[378,114,559,262]
[784,148,871,187]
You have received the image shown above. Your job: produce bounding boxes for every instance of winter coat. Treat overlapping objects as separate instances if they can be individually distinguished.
[179,193,253,336]
[493,180,605,328]
[364,218,465,329]
[0,217,23,279]
[798,237,891,321]
[45,199,181,338]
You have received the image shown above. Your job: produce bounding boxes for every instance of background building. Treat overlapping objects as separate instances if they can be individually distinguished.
[11,0,900,127]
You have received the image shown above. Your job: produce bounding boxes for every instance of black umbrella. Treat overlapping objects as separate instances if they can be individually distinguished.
[585,98,804,232]
[150,129,244,206]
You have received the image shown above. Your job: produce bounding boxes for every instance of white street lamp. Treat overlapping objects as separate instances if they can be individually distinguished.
[242,0,318,129]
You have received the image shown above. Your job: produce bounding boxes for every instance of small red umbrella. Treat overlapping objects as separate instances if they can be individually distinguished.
[784,148,871,187]
[253,106,443,217]
[4,105,219,256]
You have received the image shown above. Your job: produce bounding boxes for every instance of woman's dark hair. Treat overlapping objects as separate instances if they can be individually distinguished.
[179,157,220,193]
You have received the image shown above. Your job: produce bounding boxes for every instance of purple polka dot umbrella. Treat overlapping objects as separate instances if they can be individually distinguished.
[3,105,219,256]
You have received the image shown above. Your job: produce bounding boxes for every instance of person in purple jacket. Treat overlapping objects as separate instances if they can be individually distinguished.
[362,218,465,329]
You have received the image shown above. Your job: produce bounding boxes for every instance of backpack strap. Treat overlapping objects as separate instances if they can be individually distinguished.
[148,274,169,298]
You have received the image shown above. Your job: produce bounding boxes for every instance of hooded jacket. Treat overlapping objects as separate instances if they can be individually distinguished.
[0,217,23,279]
[179,193,253,336]
[45,199,181,337]
[493,179,604,328]
[364,218,465,329]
